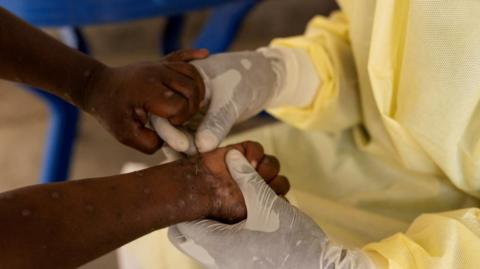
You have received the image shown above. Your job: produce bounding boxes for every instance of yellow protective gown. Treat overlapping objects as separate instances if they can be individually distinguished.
[119,1,480,268]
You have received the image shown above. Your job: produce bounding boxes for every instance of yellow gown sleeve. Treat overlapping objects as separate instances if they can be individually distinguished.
[364,208,480,269]
[267,12,361,133]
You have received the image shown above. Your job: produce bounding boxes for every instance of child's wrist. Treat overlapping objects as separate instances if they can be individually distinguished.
[184,157,217,220]
[71,62,109,111]
[159,157,215,223]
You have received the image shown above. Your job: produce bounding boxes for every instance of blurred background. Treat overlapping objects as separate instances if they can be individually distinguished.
[0,0,337,267]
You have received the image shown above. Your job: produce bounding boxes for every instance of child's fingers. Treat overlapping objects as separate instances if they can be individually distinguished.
[161,69,200,121]
[256,155,280,182]
[268,175,290,196]
[166,62,204,83]
[146,89,189,122]
[165,62,205,108]
[121,120,163,154]
[240,141,265,168]
[165,48,209,62]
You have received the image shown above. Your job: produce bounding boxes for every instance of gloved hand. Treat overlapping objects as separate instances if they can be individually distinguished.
[153,47,320,154]
[168,150,376,269]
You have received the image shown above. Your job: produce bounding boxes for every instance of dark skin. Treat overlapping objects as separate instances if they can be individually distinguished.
[0,7,208,153]
[0,7,293,268]
[0,141,290,268]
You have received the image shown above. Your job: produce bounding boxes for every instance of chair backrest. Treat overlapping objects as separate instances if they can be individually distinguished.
[0,0,242,26]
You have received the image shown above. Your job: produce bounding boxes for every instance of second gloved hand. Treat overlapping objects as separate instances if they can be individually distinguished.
[168,150,376,269]
[153,47,320,154]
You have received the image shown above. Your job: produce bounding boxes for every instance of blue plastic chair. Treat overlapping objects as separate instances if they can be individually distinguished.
[0,0,256,183]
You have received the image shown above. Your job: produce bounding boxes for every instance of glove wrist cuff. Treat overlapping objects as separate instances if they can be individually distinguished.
[319,240,377,269]
[258,47,321,108]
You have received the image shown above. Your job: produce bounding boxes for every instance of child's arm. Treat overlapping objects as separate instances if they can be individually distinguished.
[0,8,102,102]
[0,7,207,154]
[0,159,210,268]
[0,141,289,268]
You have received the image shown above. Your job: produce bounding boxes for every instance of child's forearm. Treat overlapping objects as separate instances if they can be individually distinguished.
[0,158,211,269]
[0,7,105,106]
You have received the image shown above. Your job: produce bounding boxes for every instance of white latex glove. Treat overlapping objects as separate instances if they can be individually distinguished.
[168,150,376,269]
[150,115,197,155]
[154,47,320,154]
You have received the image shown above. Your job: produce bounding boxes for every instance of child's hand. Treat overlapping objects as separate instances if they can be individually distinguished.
[80,49,208,154]
[196,141,290,223]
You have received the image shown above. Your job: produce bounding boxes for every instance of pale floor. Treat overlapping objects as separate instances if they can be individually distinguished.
[0,1,337,268]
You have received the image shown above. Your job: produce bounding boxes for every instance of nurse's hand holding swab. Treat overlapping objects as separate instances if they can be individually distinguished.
[154,48,321,154]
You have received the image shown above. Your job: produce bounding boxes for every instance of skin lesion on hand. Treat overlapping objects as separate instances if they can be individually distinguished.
[190,141,290,224]
[78,49,209,155]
